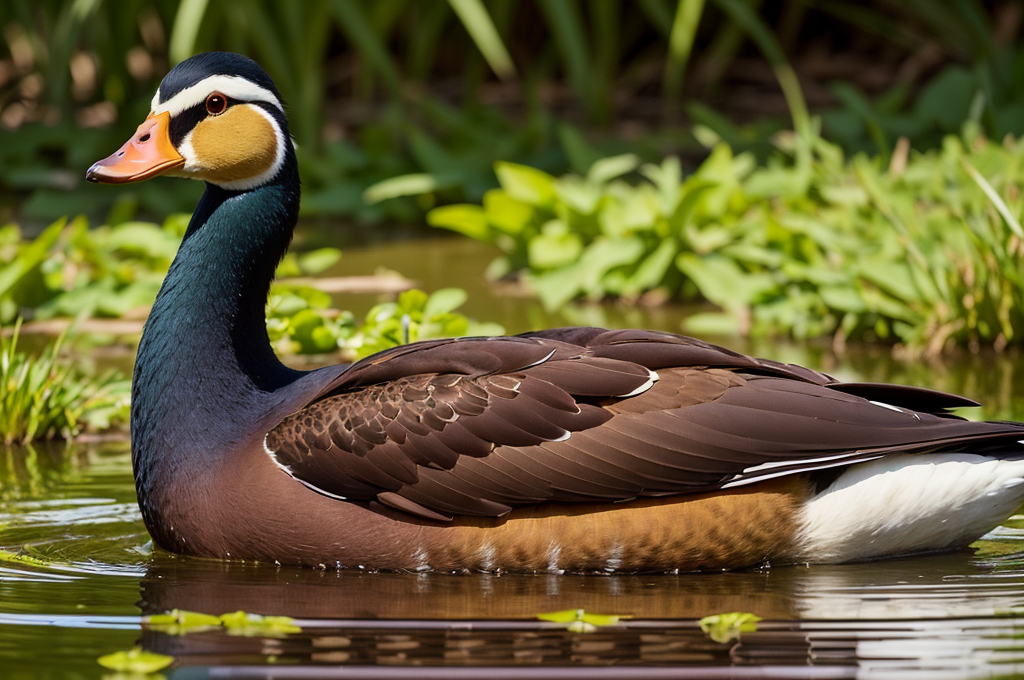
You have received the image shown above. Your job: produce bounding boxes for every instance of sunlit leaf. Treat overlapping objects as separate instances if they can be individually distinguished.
[423,288,468,318]
[495,162,557,207]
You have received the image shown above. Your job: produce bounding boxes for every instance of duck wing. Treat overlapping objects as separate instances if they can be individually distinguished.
[265,329,1024,521]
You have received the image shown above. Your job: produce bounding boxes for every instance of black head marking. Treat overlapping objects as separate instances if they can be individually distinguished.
[157,52,282,106]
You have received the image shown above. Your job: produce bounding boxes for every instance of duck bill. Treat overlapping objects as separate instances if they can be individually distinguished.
[85,111,184,184]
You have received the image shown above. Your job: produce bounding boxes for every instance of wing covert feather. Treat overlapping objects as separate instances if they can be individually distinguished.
[264,331,1024,521]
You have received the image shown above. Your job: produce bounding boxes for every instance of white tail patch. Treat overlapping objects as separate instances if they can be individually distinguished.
[793,453,1024,563]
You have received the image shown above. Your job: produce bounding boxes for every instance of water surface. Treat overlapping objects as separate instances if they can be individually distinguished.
[3,236,1024,678]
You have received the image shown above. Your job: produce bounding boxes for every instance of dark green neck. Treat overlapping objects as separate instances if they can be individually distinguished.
[131,167,301,504]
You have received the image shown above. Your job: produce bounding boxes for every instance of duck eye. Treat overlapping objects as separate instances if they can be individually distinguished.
[205,93,227,115]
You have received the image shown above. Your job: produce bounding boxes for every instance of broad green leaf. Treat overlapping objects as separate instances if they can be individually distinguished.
[427,204,490,241]
[423,288,468,318]
[554,176,601,215]
[587,154,640,186]
[495,162,557,207]
[622,238,678,297]
[529,224,583,269]
[483,190,535,236]
[820,285,866,313]
[676,254,775,309]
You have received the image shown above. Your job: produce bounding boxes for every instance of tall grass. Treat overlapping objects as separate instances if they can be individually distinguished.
[1,1,1011,146]
[0,320,128,444]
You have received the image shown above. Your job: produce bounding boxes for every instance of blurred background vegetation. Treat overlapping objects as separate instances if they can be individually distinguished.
[3,0,1023,225]
[2,1,1024,441]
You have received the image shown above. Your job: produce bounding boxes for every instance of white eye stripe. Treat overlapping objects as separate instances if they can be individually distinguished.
[151,74,282,117]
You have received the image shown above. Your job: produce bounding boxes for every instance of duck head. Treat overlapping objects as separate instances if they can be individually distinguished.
[86,52,290,191]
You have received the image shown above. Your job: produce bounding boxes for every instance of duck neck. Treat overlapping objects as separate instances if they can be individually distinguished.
[131,166,301,482]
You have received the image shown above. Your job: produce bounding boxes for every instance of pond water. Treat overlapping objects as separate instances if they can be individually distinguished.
[3,235,1024,679]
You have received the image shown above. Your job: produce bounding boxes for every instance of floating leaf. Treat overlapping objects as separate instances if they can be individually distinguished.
[146,609,222,635]
[698,612,762,644]
[219,611,302,636]
[538,608,625,633]
[97,646,174,673]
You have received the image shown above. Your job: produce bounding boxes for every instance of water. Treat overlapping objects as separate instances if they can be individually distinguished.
[3,235,1024,678]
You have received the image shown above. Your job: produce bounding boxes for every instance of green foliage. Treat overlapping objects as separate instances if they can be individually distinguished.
[145,609,301,638]
[1,216,503,362]
[269,286,504,361]
[10,1,1018,226]
[0,215,186,324]
[699,612,762,644]
[0,320,129,445]
[824,45,1024,155]
[429,128,1024,353]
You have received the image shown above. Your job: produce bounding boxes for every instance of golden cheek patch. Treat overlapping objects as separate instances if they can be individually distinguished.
[187,105,279,183]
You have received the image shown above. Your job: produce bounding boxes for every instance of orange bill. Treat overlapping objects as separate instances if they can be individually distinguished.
[86,111,184,184]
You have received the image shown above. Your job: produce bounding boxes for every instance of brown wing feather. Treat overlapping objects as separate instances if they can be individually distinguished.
[265,330,1024,522]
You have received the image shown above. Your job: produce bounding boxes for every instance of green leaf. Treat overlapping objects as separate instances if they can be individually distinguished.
[219,611,301,636]
[676,254,775,310]
[296,248,342,275]
[698,612,762,644]
[146,609,222,635]
[483,190,535,236]
[0,217,65,299]
[495,162,557,207]
[622,239,679,297]
[97,646,174,673]
[423,288,468,317]
[586,154,640,186]
[528,223,583,269]
[427,204,490,241]
[364,173,460,204]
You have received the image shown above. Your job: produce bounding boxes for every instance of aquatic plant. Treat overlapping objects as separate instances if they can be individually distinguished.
[0,321,129,444]
[428,127,1024,353]
[0,217,502,359]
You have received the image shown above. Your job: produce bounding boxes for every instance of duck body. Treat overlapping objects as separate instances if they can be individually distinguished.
[88,52,1024,572]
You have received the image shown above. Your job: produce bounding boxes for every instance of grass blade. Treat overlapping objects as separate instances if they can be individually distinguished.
[447,0,517,80]
[535,0,598,118]
[962,159,1024,240]
[169,0,211,64]
[712,0,810,140]
[663,0,706,101]
[329,0,402,98]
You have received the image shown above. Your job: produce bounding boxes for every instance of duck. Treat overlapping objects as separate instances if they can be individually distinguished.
[86,52,1024,573]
